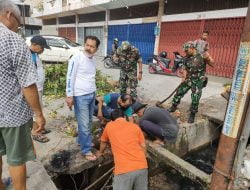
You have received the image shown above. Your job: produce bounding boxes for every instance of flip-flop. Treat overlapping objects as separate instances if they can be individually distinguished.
[41,129,51,134]
[32,134,50,143]
[84,152,97,161]
[2,177,12,187]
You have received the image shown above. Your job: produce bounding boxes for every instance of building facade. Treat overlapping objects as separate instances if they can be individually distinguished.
[32,0,249,78]
[12,0,42,36]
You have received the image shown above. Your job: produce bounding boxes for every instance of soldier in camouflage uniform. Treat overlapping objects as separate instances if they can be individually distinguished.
[169,41,214,123]
[113,41,143,101]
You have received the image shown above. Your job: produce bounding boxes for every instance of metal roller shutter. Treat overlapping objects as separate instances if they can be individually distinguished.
[108,23,156,64]
[159,18,244,78]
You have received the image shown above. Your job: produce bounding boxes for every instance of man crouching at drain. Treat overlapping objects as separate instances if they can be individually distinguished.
[97,109,148,190]
[133,102,179,146]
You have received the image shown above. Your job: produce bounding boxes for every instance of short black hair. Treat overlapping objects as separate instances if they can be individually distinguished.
[110,109,125,121]
[84,36,100,48]
[120,94,132,103]
[203,31,209,35]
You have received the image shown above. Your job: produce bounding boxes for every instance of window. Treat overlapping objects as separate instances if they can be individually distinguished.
[46,38,66,48]
[63,39,79,47]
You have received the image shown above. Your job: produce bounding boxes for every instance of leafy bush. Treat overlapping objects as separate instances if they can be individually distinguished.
[44,64,67,97]
[44,64,116,98]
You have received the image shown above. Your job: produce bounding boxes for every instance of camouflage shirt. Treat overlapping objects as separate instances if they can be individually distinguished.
[183,53,206,79]
[114,46,142,71]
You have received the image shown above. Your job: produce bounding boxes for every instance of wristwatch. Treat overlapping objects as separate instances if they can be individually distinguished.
[139,71,143,74]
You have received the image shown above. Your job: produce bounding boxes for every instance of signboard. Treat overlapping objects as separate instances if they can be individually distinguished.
[223,42,250,138]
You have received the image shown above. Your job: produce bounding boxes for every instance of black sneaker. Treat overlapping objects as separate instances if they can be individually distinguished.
[168,105,177,112]
[188,113,196,123]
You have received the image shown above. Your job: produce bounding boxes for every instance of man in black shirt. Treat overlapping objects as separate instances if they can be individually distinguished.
[133,102,179,146]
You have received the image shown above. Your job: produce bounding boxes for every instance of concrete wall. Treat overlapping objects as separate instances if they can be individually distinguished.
[166,119,221,157]
[40,25,58,35]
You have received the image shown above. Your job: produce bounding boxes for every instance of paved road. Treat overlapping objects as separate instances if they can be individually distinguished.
[96,57,232,104]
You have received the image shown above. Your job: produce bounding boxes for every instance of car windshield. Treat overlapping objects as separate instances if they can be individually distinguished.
[63,38,80,47]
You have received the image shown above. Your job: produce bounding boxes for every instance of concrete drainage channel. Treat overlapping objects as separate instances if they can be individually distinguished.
[41,117,221,190]
[29,96,226,189]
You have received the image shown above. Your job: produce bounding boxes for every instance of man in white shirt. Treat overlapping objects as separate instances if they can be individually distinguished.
[29,35,51,143]
[66,36,100,161]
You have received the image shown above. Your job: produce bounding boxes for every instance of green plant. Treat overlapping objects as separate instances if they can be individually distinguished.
[44,64,116,98]
[96,70,116,96]
[44,64,67,97]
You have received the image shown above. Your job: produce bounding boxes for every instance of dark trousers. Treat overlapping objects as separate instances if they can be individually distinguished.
[140,120,164,140]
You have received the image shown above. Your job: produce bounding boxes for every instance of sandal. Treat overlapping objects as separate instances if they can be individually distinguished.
[32,134,50,143]
[84,152,97,161]
[41,129,51,135]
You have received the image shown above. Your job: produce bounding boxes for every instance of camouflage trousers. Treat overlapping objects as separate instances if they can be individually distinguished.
[119,69,138,100]
[172,78,205,113]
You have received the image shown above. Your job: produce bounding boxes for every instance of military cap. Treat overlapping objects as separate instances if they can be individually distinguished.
[183,41,196,51]
[121,41,131,51]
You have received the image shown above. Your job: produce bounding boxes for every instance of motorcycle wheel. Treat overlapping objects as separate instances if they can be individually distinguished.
[104,58,112,68]
[148,65,157,74]
[176,68,184,78]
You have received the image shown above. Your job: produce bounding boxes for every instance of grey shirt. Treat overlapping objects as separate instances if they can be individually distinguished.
[0,23,38,127]
[139,107,179,140]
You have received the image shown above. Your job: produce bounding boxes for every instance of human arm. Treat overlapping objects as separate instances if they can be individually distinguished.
[181,69,187,82]
[138,128,147,156]
[22,84,45,132]
[66,56,78,110]
[204,52,214,67]
[97,128,109,157]
[98,141,109,156]
[96,96,105,121]
[136,50,143,81]
[112,48,120,62]
[138,60,143,81]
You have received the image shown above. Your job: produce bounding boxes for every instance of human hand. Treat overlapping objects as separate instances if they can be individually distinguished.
[96,151,104,157]
[66,97,74,110]
[35,113,46,133]
[97,111,104,120]
[138,73,142,81]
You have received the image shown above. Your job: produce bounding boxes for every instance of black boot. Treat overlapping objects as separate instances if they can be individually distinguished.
[168,105,177,112]
[188,112,196,123]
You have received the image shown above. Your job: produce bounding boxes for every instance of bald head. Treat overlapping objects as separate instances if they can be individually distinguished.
[0,0,21,32]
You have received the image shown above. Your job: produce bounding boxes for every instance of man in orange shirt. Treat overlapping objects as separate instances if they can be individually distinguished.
[97,109,148,190]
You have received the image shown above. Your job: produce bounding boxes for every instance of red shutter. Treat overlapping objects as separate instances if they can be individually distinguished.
[159,17,245,78]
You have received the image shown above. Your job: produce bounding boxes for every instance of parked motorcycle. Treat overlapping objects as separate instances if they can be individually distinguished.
[148,51,184,77]
[103,55,120,69]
